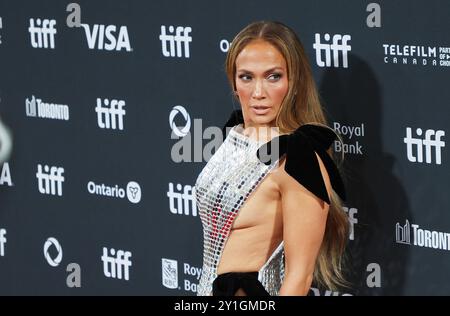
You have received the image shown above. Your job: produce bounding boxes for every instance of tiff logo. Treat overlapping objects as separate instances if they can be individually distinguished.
[167,183,197,216]
[159,25,192,58]
[36,164,64,196]
[313,33,351,68]
[101,247,132,281]
[0,228,6,256]
[343,207,358,241]
[95,98,126,130]
[396,219,411,245]
[162,258,178,289]
[404,127,445,165]
[28,18,57,49]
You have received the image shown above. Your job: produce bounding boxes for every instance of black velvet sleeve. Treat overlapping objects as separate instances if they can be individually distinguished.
[222,109,244,139]
[256,124,346,204]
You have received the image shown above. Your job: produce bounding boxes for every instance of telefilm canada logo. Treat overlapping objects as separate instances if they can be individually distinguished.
[383,44,450,68]
[396,219,450,251]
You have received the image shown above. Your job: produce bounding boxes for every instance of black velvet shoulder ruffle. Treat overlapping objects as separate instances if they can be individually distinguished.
[222,109,346,204]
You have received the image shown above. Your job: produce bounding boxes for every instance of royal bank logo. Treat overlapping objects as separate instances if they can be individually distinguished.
[28,18,57,49]
[333,122,365,155]
[162,258,178,289]
[313,33,351,68]
[396,219,450,251]
[159,25,192,58]
[383,44,450,68]
[26,95,70,121]
[404,127,445,165]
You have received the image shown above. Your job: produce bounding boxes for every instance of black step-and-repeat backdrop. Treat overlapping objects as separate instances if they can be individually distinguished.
[0,0,449,295]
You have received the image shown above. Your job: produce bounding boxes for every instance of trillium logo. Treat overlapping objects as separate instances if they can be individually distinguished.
[126,181,141,204]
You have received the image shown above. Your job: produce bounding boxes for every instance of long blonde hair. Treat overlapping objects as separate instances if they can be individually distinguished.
[225,21,349,291]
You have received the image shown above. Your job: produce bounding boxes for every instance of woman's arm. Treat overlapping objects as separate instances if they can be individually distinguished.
[275,153,332,296]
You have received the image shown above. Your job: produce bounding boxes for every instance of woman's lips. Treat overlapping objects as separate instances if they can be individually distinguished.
[251,105,271,115]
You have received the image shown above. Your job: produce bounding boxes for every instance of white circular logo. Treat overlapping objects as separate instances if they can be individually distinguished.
[127,181,141,204]
[219,39,230,52]
[169,105,191,137]
[43,237,63,267]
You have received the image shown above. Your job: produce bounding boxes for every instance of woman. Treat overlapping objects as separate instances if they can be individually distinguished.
[195,21,349,296]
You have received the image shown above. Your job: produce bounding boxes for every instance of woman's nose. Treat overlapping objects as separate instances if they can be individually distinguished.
[252,80,265,99]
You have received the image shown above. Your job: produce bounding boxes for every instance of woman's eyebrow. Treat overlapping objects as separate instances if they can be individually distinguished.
[236,67,284,74]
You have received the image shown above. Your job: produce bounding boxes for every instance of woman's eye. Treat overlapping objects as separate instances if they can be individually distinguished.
[268,73,281,81]
[238,74,251,81]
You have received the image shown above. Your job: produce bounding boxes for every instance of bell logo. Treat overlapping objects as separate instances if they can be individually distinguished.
[162,258,178,289]
[169,105,191,137]
[43,237,63,267]
[395,220,411,245]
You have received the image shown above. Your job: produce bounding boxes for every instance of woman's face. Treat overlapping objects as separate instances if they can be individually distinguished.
[235,39,289,129]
